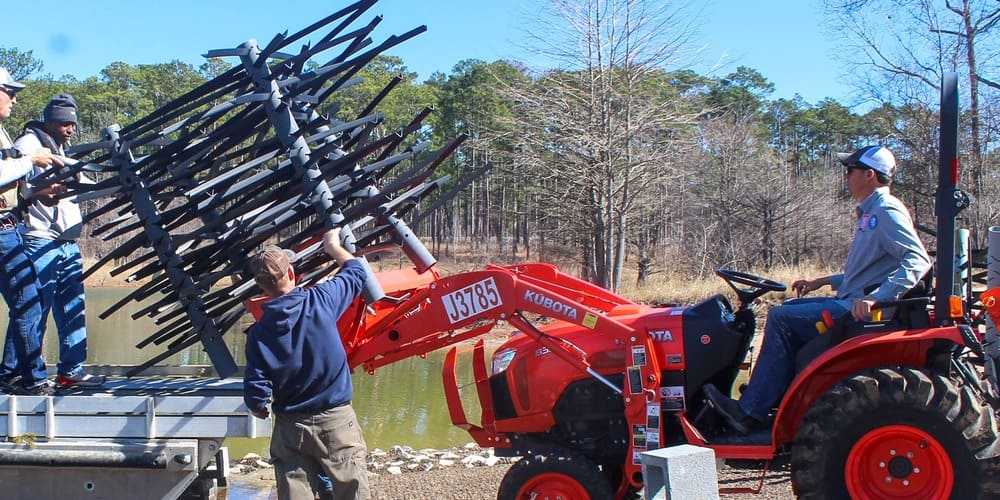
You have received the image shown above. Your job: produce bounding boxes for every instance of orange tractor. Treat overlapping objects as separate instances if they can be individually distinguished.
[248,74,1000,498]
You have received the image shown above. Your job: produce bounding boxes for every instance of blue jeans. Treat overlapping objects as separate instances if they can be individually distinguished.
[316,473,333,494]
[0,226,46,386]
[739,297,850,422]
[23,237,88,378]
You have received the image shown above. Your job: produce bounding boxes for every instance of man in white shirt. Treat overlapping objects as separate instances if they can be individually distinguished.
[0,67,61,395]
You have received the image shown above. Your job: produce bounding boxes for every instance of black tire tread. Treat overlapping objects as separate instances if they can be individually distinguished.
[790,366,1000,499]
[497,452,613,500]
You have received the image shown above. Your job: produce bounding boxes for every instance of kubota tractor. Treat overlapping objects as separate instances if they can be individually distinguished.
[250,73,1000,498]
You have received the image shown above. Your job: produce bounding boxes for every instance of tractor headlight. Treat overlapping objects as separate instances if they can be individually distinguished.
[492,348,517,375]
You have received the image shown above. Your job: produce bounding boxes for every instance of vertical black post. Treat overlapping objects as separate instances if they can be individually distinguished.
[106,126,239,377]
[934,72,970,325]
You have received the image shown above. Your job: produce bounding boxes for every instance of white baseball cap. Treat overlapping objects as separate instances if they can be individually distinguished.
[837,145,896,177]
[0,67,25,92]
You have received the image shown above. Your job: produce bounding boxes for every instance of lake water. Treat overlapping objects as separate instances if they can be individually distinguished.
[12,287,489,457]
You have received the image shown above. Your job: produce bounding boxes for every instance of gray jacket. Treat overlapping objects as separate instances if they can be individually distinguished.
[830,187,932,303]
[15,128,85,241]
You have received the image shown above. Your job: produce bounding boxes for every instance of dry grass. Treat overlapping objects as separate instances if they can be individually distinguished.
[616,263,841,306]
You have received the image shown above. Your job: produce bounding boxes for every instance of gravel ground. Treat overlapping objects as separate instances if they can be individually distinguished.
[364,460,794,499]
[226,455,795,499]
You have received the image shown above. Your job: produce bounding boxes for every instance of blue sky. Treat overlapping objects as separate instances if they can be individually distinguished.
[5,0,853,106]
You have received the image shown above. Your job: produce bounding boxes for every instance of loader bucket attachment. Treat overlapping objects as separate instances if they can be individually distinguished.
[442,340,508,447]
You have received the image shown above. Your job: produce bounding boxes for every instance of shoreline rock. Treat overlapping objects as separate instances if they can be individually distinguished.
[230,442,518,478]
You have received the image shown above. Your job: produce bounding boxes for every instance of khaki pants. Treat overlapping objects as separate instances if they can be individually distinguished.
[271,404,370,500]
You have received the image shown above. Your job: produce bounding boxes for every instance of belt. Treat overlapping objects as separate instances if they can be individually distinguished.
[0,215,16,231]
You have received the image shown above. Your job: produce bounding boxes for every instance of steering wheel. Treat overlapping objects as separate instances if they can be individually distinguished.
[716,269,787,309]
[715,269,787,292]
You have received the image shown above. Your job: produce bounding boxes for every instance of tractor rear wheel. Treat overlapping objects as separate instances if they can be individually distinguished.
[791,367,1000,499]
[497,452,613,500]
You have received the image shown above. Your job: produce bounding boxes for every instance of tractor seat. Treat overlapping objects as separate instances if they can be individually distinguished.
[793,275,932,372]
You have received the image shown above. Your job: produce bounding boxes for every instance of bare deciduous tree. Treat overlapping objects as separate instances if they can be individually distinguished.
[491,0,707,290]
[824,0,1000,245]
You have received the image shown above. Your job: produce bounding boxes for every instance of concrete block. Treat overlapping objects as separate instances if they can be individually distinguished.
[641,444,719,500]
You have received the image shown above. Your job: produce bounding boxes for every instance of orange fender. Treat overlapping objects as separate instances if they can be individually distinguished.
[772,326,969,445]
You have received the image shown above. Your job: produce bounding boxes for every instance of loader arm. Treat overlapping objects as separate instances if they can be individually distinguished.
[341,265,663,490]
[347,268,652,383]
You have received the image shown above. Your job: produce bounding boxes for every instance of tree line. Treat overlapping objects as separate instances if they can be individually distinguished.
[1,0,998,293]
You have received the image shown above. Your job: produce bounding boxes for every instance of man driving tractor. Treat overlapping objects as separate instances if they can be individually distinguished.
[704,145,932,434]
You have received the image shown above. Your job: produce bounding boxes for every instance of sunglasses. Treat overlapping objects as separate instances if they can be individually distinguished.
[843,165,869,176]
[0,86,17,98]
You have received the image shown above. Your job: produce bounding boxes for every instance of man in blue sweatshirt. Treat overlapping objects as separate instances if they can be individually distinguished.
[244,228,370,500]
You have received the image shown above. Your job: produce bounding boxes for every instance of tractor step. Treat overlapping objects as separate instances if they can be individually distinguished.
[705,428,772,446]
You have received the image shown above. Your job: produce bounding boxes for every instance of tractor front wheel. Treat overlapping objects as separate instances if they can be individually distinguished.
[498,452,613,500]
[791,367,1000,499]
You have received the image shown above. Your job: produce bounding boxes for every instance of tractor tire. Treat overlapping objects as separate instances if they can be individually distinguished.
[790,367,1000,499]
[497,452,613,500]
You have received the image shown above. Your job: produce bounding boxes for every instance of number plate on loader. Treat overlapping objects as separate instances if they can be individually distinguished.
[443,277,503,323]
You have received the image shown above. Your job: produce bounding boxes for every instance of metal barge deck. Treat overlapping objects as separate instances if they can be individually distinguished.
[0,376,269,499]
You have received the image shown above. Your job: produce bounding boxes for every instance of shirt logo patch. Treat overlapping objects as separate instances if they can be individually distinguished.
[868,214,878,230]
[859,214,870,231]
